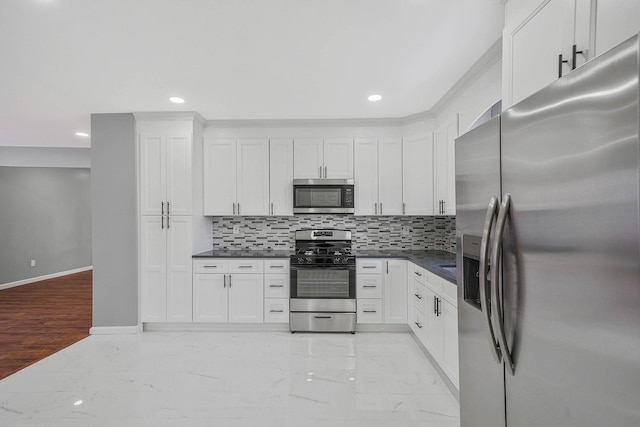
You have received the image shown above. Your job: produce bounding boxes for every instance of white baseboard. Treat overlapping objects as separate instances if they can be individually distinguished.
[90,324,142,335]
[0,266,93,291]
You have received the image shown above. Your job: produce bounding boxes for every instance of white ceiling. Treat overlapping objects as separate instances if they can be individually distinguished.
[0,0,504,148]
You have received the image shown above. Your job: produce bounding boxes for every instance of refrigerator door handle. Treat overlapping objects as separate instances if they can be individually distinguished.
[492,193,515,375]
[480,195,502,363]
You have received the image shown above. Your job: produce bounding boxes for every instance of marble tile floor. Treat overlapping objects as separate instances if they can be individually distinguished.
[0,331,460,427]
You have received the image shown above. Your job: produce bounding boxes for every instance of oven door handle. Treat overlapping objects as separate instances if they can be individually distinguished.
[290,265,355,271]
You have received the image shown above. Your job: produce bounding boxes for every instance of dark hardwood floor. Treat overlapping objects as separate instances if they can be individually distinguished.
[0,270,92,380]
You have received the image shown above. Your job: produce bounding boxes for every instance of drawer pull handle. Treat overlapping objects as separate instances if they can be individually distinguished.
[362,266,377,269]
[363,310,377,313]
[415,271,422,277]
[269,265,284,269]
[362,285,377,288]
[269,284,284,288]
[415,321,423,329]
[203,265,218,268]
[270,309,284,313]
[414,293,422,300]
[238,265,253,269]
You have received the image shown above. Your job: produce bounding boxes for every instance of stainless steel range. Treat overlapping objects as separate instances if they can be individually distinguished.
[289,229,356,333]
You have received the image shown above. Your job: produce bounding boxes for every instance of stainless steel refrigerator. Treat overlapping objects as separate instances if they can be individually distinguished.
[455,34,640,427]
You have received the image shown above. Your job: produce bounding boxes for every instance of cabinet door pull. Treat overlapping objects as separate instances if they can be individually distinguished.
[403,202,406,215]
[237,203,240,215]
[203,265,218,269]
[271,203,274,215]
[233,203,236,215]
[380,202,383,215]
[238,265,252,269]
[228,275,232,287]
[437,297,441,317]
[319,166,322,178]
[572,44,584,70]
[414,293,422,300]
[223,275,226,288]
[415,321,423,329]
[375,203,378,215]
[161,202,164,215]
[269,284,284,288]
[167,202,170,215]
[363,310,377,313]
[324,166,327,178]
[161,214,164,229]
[362,265,376,269]
[363,285,377,288]
[270,309,284,313]
[386,261,388,274]
[442,200,446,214]
[434,295,437,314]
[269,265,284,269]
[415,271,422,277]
[558,53,569,78]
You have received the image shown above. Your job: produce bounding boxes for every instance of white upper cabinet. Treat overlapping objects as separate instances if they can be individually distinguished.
[594,0,640,57]
[203,138,269,216]
[294,137,354,179]
[236,138,270,216]
[324,138,354,179]
[203,138,236,216]
[354,138,403,216]
[269,138,294,215]
[433,116,458,215]
[503,0,640,108]
[140,132,192,216]
[403,134,434,215]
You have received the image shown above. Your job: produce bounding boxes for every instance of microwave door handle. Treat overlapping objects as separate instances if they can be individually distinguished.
[480,195,502,364]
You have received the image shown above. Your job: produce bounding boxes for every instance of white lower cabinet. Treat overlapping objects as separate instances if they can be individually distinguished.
[141,215,192,323]
[356,258,407,324]
[192,259,264,323]
[407,262,459,388]
[264,259,290,323]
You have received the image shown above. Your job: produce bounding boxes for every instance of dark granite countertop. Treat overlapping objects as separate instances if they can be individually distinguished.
[193,248,457,285]
[354,250,457,284]
[193,249,292,258]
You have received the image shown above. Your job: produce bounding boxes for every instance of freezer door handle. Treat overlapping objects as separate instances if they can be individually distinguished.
[480,195,502,363]
[492,193,515,375]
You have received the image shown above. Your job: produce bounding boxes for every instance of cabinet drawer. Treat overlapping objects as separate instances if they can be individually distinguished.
[264,299,289,323]
[264,259,290,272]
[357,299,383,324]
[228,259,264,274]
[412,264,426,284]
[356,274,383,298]
[356,259,383,274]
[264,274,290,298]
[193,259,228,274]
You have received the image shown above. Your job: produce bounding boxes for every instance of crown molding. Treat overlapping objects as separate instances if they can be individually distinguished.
[400,110,436,126]
[133,111,206,124]
[430,36,503,116]
[205,117,406,128]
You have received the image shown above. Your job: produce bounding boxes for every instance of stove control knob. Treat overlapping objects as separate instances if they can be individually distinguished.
[306,258,313,264]
[342,258,349,264]
[297,257,305,264]
[333,258,340,264]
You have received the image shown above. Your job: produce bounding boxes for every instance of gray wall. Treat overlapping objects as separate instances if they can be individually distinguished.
[0,147,91,168]
[0,167,92,284]
[91,113,138,327]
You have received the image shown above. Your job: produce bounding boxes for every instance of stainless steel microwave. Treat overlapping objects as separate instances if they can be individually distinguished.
[293,179,355,214]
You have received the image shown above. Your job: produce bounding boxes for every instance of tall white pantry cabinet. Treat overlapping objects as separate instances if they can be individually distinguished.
[138,117,196,323]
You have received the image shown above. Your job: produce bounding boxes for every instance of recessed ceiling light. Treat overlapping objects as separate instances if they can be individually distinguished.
[75,132,89,137]
[169,97,185,104]
[368,94,382,102]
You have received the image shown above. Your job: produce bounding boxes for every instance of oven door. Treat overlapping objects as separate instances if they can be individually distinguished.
[290,265,355,299]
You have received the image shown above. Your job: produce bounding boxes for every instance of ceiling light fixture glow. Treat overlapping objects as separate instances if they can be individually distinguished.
[74,400,83,406]
[75,132,89,137]
[169,97,185,104]
[368,94,382,102]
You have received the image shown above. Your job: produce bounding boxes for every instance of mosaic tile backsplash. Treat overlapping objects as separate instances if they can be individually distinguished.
[211,215,456,253]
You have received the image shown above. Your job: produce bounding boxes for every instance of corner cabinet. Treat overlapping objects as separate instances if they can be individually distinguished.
[354,138,403,216]
[293,137,354,179]
[203,138,270,216]
[138,122,194,323]
[356,259,407,324]
[402,134,434,215]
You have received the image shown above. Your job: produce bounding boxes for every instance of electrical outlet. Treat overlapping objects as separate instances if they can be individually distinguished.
[232,225,240,234]
[401,226,410,236]
[31,259,36,267]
